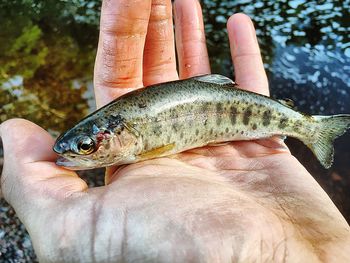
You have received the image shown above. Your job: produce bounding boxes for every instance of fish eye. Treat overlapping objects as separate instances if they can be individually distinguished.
[77,136,95,155]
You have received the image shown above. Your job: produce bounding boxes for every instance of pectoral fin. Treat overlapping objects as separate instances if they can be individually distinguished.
[138,143,176,159]
[123,122,140,137]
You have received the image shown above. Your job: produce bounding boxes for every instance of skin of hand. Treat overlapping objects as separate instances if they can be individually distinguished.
[1,0,350,262]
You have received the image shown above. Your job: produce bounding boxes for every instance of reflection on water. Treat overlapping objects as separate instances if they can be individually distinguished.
[272,44,350,113]
[0,0,349,258]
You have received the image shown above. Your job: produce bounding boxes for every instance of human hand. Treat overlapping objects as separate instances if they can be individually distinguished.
[1,0,350,262]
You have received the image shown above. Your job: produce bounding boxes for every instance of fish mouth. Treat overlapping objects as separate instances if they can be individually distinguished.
[56,156,93,170]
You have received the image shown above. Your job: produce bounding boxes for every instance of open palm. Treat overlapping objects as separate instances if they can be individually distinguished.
[1,0,349,262]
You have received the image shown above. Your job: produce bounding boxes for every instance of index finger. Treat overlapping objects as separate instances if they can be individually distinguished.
[94,0,152,107]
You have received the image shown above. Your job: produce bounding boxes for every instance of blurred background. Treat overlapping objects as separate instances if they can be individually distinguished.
[0,0,349,261]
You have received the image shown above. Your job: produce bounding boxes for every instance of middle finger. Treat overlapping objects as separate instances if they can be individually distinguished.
[143,0,178,86]
[174,0,210,79]
[94,0,152,107]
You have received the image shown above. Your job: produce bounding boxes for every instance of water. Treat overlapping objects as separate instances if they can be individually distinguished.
[0,0,349,260]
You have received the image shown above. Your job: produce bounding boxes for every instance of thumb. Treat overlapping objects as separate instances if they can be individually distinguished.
[0,119,87,215]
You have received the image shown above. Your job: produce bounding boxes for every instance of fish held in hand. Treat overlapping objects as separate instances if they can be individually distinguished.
[53,74,350,170]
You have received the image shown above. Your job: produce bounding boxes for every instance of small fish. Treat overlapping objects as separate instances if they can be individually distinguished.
[53,74,350,170]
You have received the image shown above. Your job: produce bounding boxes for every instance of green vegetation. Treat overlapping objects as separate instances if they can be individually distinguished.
[0,0,100,132]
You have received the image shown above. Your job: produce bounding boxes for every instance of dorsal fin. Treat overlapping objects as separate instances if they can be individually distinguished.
[278,98,294,108]
[194,74,236,86]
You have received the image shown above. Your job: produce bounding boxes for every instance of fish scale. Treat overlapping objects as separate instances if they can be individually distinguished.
[130,83,303,155]
[53,74,350,170]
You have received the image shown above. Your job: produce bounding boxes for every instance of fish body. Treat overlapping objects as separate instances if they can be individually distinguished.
[53,74,350,169]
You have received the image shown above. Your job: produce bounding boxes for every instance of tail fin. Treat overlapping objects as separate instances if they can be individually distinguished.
[305,115,350,168]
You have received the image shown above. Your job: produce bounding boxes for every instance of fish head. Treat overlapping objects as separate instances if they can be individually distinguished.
[53,115,140,170]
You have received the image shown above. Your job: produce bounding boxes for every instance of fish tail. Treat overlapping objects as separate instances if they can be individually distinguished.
[304,115,350,168]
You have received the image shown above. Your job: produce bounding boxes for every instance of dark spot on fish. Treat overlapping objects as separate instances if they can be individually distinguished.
[263,110,272,126]
[216,102,223,113]
[230,106,237,125]
[185,139,188,144]
[240,131,244,135]
[294,120,302,131]
[180,132,184,139]
[204,119,208,126]
[170,109,178,119]
[225,127,229,133]
[278,117,289,129]
[195,129,199,136]
[201,102,210,113]
[138,102,147,108]
[144,140,149,150]
[153,127,162,136]
[252,123,257,130]
[172,124,179,132]
[210,128,214,135]
[243,107,252,125]
[108,114,124,130]
[216,104,223,125]
[220,132,224,136]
